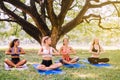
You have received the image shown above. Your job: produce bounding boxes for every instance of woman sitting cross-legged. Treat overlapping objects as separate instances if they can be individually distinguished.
[4,39,27,68]
[37,36,63,70]
[88,38,109,64]
[59,38,79,64]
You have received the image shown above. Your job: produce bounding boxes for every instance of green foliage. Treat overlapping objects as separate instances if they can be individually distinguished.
[0,21,31,40]
[66,19,120,46]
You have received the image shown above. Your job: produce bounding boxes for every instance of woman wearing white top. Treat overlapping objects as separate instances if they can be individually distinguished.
[37,36,62,70]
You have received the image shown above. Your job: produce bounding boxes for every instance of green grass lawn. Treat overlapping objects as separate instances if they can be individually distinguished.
[0,49,120,80]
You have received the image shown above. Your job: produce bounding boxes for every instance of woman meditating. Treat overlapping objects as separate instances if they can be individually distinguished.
[4,39,27,68]
[88,38,109,64]
[37,36,62,70]
[59,38,79,64]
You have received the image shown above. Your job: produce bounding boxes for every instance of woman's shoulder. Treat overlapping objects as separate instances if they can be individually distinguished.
[18,47,24,51]
[68,46,73,49]
[59,46,64,49]
[40,46,45,49]
[18,47,22,49]
[50,46,55,50]
[8,47,12,51]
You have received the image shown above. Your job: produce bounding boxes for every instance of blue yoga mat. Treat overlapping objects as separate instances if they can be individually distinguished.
[32,64,64,75]
[64,63,85,68]
[92,63,111,67]
[81,59,111,68]
[81,59,90,64]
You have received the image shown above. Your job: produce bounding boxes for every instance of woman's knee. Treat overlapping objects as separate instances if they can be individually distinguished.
[22,59,27,63]
[57,63,63,67]
[74,57,79,61]
[75,57,79,59]
[4,58,9,63]
[105,58,109,62]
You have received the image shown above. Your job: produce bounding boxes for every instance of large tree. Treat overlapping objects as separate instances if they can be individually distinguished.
[0,0,120,47]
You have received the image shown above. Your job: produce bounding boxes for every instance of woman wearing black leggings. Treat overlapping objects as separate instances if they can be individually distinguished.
[88,38,109,64]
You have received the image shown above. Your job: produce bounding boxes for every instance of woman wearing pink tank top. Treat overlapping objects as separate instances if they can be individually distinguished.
[59,38,79,64]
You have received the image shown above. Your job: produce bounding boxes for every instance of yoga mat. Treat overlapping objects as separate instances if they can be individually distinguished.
[64,63,85,68]
[4,63,28,70]
[80,59,90,63]
[92,63,111,67]
[81,59,111,68]
[33,64,64,75]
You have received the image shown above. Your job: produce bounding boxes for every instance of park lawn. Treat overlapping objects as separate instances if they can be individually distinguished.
[0,49,120,80]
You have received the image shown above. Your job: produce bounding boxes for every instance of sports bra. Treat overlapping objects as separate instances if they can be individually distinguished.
[41,46,53,58]
[10,47,21,56]
[92,45,100,52]
[92,47,98,52]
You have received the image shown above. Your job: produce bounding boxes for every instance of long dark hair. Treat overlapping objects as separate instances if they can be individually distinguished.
[9,39,19,48]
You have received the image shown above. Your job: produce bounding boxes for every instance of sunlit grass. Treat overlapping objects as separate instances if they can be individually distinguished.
[0,49,120,80]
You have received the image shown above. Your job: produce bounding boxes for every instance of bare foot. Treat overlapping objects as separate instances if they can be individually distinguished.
[37,66,46,70]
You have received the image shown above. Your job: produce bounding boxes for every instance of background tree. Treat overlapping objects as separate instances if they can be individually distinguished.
[0,0,120,48]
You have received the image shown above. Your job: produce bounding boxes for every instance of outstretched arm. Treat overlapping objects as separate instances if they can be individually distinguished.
[38,47,45,55]
[52,48,60,56]
[69,47,76,54]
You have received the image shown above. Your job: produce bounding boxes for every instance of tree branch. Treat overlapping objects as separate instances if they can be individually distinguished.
[69,1,78,10]
[91,0,99,2]
[38,0,46,23]
[83,14,100,23]
[4,0,31,14]
[61,0,90,36]
[58,0,74,26]
[46,0,57,27]
[113,3,120,17]
[4,0,50,36]
[29,0,51,36]
[90,1,120,8]
[30,0,37,11]
[0,1,42,43]
[83,14,120,30]
[83,14,100,19]
[98,16,120,30]
[0,19,16,22]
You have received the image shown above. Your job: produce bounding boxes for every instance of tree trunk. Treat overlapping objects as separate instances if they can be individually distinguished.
[1,0,119,48]
[51,26,61,48]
